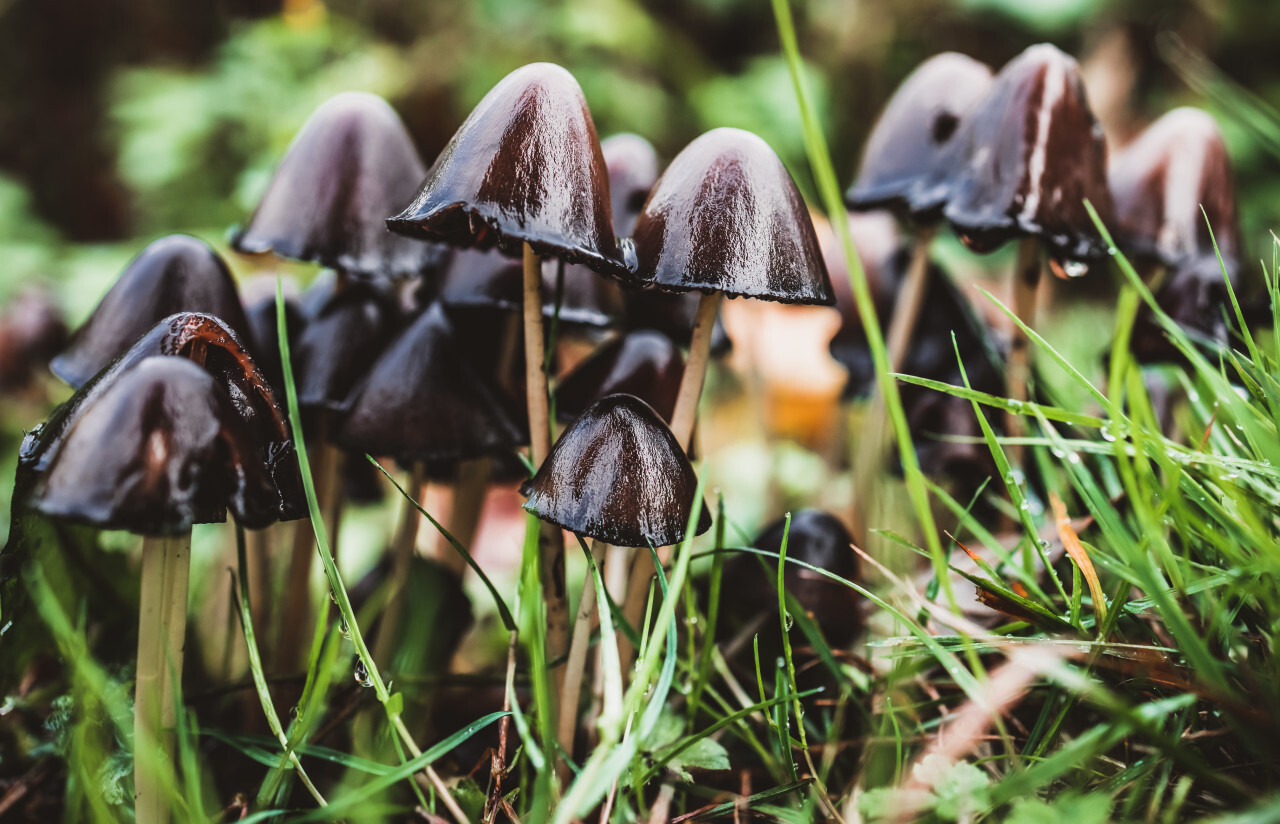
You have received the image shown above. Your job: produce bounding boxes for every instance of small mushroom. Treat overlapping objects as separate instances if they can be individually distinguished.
[601,132,660,238]
[0,287,67,394]
[1108,108,1242,361]
[50,235,249,388]
[554,329,685,424]
[231,91,449,285]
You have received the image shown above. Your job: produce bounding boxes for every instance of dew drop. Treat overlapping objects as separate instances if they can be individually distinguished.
[339,620,351,640]
[353,656,372,688]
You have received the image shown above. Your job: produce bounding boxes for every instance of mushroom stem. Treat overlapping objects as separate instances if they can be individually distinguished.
[617,546,655,675]
[374,461,427,667]
[557,538,606,778]
[670,291,723,451]
[439,457,491,578]
[134,531,191,824]
[1008,237,1042,468]
[848,229,937,541]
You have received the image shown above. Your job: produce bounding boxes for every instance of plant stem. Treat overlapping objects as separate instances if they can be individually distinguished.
[135,531,191,824]
[557,538,606,772]
[669,291,723,451]
[1008,236,1042,468]
[374,461,426,667]
[441,457,491,578]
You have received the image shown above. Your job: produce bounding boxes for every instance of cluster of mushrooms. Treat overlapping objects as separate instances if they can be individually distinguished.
[1,38,1248,818]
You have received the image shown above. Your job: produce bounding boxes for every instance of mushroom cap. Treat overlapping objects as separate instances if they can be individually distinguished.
[31,357,284,534]
[387,63,627,280]
[631,128,834,305]
[437,246,624,328]
[620,286,732,354]
[918,44,1115,262]
[1109,107,1240,280]
[231,91,449,283]
[0,287,67,391]
[239,274,303,396]
[520,393,712,548]
[601,133,660,237]
[339,303,527,463]
[818,211,900,392]
[22,312,305,522]
[555,329,685,423]
[51,235,250,388]
[846,53,994,221]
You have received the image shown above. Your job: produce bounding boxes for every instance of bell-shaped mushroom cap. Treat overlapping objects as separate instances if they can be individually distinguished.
[51,235,249,388]
[555,330,685,423]
[602,133,659,237]
[339,303,527,462]
[919,44,1115,263]
[631,128,834,305]
[1109,107,1240,278]
[292,275,400,420]
[239,275,303,395]
[520,393,712,548]
[31,357,283,534]
[756,510,860,646]
[231,92,448,283]
[620,286,732,354]
[846,53,993,221]
[387,63,628,279]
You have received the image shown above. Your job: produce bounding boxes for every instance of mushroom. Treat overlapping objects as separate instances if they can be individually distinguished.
[388,62,629,690]
[25,350,298,824]
[338,302,526,666]
[520,393,711,760]
[554,329,685,424]
[231,91,449,287]
[0,286,66,396]
[1108,108,1242,361]
[630,127,835,453]
[50,234,249,389]
[917,43,1114,456]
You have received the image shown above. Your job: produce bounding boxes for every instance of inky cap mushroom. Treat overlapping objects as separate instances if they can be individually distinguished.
[339,303,527,462]
[919,44,1115,264]
[555,329,685,423]
[387,63,628,280]
[31,357,284,534]
[232,92,449,283]
[51,235,249,388]
[438,247,624,328]
[846,52,993,221]
[631,128,834,305]
[520,393,712,548]
[0,287,67,391]
[601,133,660,237]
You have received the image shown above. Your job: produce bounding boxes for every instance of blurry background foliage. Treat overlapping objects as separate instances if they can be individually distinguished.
[1,0,1279,344]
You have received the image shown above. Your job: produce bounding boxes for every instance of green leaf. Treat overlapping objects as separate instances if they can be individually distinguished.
[386,692,403,717]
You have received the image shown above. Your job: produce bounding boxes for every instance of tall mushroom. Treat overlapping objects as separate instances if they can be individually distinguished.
[1108,107,1241,361]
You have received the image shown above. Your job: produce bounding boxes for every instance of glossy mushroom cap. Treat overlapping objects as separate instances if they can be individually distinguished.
[555,330,685,423]
[620,286,731,354]
[0,287,67,391]
[632,128,834,305]
[31,357,284,534]
[756,510,860,647]
[521,393,712,548]
[239,275,303,395]
[232,92,448,283]
[438,247,624,328]
[846,53,993,222]
[920,44,1115,264]
[51,235,249,388]
[339,303,527,462]
[387,63,627,279]
[602,133,660,237]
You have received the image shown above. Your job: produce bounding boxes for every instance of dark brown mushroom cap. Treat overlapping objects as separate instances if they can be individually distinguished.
[437,247,624,328]
[51,235,250,388]
[754,509,860,647]
[555,330,685,423]
[602,133,659,237]
[846,53,993,222]
[387,63,628,280]
[292,275,400,420]
[231,92,448,283]
[0,287,67,391]
[339,303,527,462]
[240,275,303,396]
[31,357,283,534]
[631,128,834,305]
[1109,107,1240,280]
[520,393,712,548]
[918,44,1115,262]
[620,286,731,355]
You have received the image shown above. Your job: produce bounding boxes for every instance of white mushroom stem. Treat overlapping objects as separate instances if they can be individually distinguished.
[134,531,191,824]
[669,291,723,452]
[556,538,607,776]
[1008,237,1043,468]
[374,461,426,667]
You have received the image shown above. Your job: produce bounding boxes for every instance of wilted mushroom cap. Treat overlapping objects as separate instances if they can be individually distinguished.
[602,133,660,237]
[51,235,250,388]
[232,92,449,283]
[555,330,685,423]
[846,53,993,221]
[631,128,834,305]
[387,63,628,280]
[520,393,712,548]
[918,44,1115,263]
[1109,107,1240,280]
[339,303,527,462]
[31,357,284,534]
